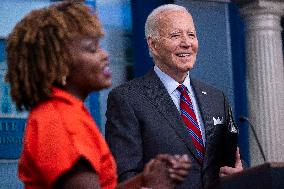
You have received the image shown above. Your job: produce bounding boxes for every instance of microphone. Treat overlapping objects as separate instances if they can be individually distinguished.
[239,116,266,162]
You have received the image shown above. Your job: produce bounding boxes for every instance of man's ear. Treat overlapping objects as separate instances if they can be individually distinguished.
[147,36,158,56]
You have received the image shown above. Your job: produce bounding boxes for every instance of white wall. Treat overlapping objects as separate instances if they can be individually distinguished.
[96,0,133,132]
[0,0,51,38]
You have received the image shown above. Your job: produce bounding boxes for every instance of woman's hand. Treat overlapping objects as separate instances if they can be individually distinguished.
[167,154,191,183]
[142,154,191,189]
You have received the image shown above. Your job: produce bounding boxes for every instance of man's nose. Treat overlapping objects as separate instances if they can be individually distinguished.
[180,35,192,48]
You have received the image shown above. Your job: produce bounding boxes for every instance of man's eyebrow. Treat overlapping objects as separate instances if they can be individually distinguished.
[169,30,181,34]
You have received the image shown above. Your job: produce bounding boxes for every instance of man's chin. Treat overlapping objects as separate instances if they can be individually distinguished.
[181,65,194,72]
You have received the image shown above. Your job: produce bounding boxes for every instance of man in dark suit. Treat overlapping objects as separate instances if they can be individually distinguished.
[105,4,243,189]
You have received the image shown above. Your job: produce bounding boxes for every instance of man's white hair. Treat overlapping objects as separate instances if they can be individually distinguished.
[145,4,188,39]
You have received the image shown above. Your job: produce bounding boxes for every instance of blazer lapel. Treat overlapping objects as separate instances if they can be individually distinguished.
[191,79,218,169]
[141,69,199,161]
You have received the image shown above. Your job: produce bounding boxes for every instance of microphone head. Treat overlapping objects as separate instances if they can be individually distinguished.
[239,116,248,122]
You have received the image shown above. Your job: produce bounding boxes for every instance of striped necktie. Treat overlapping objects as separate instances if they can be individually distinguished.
[177,84,205,162]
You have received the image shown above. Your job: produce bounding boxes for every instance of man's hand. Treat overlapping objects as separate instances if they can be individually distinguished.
[219,147,243,178]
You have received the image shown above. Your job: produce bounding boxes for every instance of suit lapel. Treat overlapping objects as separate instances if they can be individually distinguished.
[191,79,218,169]
[141,69,199,161]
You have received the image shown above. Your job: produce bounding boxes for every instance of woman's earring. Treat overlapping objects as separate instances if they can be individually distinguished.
[62,75,67,86]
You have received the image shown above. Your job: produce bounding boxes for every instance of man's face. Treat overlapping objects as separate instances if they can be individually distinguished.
[148,10,198,82]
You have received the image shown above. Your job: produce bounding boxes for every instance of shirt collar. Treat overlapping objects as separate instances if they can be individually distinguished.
[154,65,191,94]
[51,87,85,108]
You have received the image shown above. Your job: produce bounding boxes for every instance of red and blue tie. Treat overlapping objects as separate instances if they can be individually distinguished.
[177,84,205,162]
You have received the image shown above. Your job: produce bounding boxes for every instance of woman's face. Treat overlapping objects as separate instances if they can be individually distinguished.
[67,36,111,95]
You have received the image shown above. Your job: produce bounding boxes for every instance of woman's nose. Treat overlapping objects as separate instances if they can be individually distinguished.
[100,48,109,60]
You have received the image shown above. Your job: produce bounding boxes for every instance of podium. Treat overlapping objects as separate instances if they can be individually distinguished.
[210,162,284,189]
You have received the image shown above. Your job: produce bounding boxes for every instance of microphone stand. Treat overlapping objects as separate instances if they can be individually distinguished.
[239,116,266,162]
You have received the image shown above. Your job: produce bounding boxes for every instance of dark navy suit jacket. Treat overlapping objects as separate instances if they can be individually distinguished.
[105,69,238,189]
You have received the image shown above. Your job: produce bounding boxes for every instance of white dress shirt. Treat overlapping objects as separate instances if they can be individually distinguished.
[154,66,206,144]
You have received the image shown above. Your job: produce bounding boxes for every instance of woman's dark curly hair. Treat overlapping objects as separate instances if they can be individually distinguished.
[5,1,103,111]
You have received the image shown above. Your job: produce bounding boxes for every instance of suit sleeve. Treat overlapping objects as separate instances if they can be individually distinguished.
[223,94,239,167]
[105,89,144,182]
